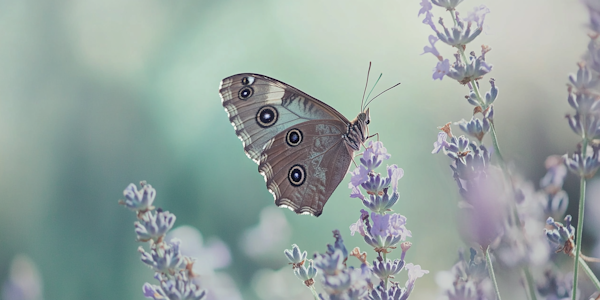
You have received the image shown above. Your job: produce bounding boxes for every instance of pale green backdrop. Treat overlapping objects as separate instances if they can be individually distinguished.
[0,0,591,299]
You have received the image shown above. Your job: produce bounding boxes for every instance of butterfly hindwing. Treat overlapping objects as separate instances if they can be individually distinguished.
[258,119,353,217]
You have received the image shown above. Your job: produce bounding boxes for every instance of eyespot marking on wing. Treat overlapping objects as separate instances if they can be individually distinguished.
[285,128,303,147]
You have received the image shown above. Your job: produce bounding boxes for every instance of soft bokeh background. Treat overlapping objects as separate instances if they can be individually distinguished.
[0,0,594,299]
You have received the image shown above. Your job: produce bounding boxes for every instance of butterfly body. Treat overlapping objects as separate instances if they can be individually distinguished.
[219,73,369,216]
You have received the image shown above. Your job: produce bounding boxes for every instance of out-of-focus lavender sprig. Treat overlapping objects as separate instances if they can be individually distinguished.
[284,141,427,299]
[436,248,493,300]
[558,2,600,298]
[1,255,44,300]
[119,182,206,300]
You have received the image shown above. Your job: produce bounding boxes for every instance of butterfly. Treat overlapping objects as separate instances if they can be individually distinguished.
[219,72,393,217]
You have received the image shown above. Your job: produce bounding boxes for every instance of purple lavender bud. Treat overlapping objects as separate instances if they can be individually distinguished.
[321,266,371,299]
[584,115,600,140]
[566,114,583,136]
[284,244,307,264]
[372,259,405,279]
[322,273,352,295]
[437,249,492,299]
[568,92,600,113]
[456,117,489,142]
[314,249,345,276]
[467,90,479,106]
[120,182,156,212]
[362,192,399,214]
[294,260,318,282]
[159,273,206,300]
[537,270,573,300]
[135,209,176,242]
[432,131,450,154]
[400,242,411,261]
[564,143,600,178]
[445,135,470,156]
[482,117,490,133]
[569,64,599,91]
[369,283,406,300]
[484,78,498,105]
[361,173,392,195]
[143,283,168,300]
[326,230,348,260]
[543,191,569,219]
[431,0,464,9]
[545,216,575,253]
[139,240,185,274]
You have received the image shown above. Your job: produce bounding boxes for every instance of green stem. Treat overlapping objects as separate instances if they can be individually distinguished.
[485,247,502,300]
[572,139,588,300]
[309,286,319,300]
[522,267,538,300]
[579,259,600,291]
[488,122,506,166]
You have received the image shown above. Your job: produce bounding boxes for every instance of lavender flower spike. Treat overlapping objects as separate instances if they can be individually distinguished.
[284,244,307,265]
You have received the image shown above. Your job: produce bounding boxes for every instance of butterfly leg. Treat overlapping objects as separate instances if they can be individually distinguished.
[359,132,380,150]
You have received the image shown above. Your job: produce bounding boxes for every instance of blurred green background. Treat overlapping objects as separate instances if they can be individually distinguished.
[0,0,592,299]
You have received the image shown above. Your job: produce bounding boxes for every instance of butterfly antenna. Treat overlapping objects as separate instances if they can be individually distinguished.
[361,62,372,111]
[364,82,401,108]
[363,73,382,110]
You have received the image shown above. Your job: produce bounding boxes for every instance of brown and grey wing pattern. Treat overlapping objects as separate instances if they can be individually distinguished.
[219,73,349,163]
[257,119,354,217]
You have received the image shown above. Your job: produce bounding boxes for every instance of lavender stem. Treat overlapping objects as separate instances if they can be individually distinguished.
[572,138,588,300]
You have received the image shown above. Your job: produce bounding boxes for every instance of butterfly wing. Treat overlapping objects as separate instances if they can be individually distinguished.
[219,73,349,163]
[258,120,353,217]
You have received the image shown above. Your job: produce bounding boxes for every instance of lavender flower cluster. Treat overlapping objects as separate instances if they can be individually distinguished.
[419,0,600,299]
[284,141,428,300]
[119,182,206,300]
